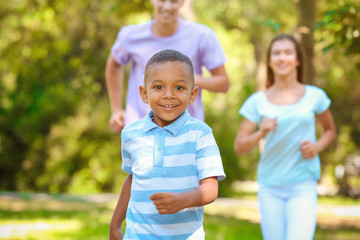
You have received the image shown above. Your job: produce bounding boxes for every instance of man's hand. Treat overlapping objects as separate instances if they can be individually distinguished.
[109,110,126,133]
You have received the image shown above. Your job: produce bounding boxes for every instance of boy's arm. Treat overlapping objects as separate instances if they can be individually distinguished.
[150,177,218,214]
[109,174,132,240]
[105,54,126,133]
[194,65,230,93]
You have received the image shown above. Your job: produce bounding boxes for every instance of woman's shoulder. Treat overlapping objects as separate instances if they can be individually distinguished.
[245,91,266,102]
[305,84,327,97]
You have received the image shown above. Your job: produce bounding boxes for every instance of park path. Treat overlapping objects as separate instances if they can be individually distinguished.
[1,191,360,229]
[77,192,360,229]
[205,197,360,229]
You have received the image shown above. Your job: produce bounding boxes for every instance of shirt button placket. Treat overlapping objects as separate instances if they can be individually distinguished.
[154,129,164,167]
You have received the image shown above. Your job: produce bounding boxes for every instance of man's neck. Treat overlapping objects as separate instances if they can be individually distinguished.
[151,19,179,37]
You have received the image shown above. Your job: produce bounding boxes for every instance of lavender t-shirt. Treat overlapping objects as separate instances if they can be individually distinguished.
[111,18,226,125]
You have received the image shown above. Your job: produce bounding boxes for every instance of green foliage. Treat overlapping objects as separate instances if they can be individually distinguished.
[0,0,359,196]
[316,1,360,56]
[0,0,147,191]
[313,0,360,196]
[194,0,297,60]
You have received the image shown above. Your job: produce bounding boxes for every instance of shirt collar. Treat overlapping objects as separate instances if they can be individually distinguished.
[143,110,190,136]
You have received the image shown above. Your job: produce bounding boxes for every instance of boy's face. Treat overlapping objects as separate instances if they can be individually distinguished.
[150,0,184,25]
[140,61,198,127]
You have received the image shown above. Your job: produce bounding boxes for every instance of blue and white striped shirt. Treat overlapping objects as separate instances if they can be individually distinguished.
[121,110,225,239]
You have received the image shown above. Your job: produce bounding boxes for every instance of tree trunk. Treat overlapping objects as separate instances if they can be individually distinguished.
[295,0,317,84]
[250,36,266,91]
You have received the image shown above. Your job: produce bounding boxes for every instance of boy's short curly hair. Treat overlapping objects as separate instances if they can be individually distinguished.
[144,49,194,85]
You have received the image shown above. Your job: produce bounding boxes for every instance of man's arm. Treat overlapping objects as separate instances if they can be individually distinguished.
[109,174,132,240]
[105,54,126,133]
[150,177,218,214]
[194,65,230,93]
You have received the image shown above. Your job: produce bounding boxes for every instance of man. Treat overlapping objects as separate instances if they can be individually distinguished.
[105,0,230,133]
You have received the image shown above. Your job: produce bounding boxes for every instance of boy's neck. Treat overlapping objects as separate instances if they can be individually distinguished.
[151,19,179,37]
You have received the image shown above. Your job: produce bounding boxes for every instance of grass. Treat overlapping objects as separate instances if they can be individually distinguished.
[0,192,359,240]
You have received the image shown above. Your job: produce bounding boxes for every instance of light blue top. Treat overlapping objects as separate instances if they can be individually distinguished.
[239,85,331,186]
[111,18,226,125]
[121,110,225,239]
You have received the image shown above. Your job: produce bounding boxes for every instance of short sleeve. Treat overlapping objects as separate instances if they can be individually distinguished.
[314,88,331,114]
[111,27,132,65]
[196,126,225,181]
[199,28,226,71]
[239,93,261,125]
[121,133,133,174]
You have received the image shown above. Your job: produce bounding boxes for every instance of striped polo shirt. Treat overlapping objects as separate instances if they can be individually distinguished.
[121,110,225,239]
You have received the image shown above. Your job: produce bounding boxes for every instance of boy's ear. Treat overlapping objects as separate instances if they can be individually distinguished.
[139,85,149,103]
[189,86,199,105]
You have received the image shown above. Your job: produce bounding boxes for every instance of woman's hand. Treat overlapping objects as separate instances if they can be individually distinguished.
[300,140,319,160]
[260,117,277,138]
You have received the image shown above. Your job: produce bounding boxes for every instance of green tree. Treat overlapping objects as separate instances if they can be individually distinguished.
[315,0,360,196]
[0,0,149,192]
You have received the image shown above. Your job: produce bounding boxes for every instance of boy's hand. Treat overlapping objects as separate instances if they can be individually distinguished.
[109,227,123,240]
[150,192,186,214]
[300,140,319,160]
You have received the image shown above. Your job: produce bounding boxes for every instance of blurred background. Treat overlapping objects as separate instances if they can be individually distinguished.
[0,0,359,239]
[1,0,359,197]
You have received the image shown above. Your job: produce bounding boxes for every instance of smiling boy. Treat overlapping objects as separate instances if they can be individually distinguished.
[109,50,226,239]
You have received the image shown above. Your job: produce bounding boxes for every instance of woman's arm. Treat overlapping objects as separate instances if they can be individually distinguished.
[150,177,218,214]
[300,109,336,159]
[234,117,277,155]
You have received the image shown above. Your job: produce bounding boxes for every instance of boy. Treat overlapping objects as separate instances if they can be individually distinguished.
[109,50,226,240]
[106,0,229,133]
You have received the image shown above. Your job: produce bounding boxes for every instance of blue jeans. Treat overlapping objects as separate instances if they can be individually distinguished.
[258,179,318,240]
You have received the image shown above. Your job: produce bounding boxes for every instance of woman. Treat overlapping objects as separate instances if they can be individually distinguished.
[234,34,336,240]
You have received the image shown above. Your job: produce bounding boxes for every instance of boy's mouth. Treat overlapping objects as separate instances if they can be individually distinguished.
[162,104,177,107]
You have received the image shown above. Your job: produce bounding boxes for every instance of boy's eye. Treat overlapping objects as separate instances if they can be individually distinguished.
[155,85,163,90]
[175,86,184,90]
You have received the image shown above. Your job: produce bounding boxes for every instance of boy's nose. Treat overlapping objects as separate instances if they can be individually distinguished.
[164,87,175,98]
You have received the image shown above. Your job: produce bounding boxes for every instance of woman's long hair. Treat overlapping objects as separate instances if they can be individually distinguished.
[265,34,305,89]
